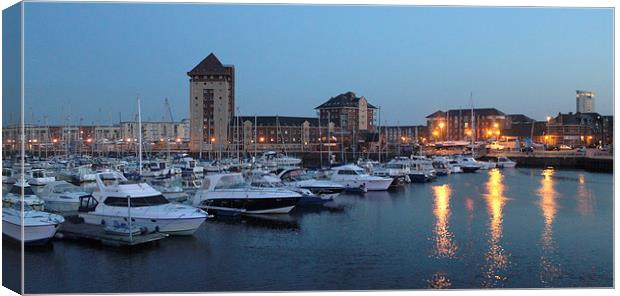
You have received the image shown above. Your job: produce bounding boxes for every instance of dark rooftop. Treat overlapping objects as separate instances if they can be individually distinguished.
[234,116,319,127]
[187,53,234,76]
[426,108,505,118]
[315,91,378,109]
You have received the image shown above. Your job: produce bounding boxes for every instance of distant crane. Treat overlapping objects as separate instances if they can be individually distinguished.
[164,98,174,122]
[164,98,174,159]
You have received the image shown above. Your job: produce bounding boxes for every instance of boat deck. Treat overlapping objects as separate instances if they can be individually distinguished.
[58,223,168,247]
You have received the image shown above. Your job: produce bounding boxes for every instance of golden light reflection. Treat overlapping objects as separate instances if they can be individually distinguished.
[576,174,594,216]
[538,167,561,285]
[482,169,509,287]
[426,272,452,289]
[431,185,458,258]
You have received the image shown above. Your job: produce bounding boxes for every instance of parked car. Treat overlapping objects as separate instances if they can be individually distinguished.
[576,146,586,153]
[559,144,573,150]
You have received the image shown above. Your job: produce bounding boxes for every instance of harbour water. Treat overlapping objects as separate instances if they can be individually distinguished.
[4,168,613,292]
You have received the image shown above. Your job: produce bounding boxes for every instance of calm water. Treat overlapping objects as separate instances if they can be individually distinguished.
[5,168,613,292]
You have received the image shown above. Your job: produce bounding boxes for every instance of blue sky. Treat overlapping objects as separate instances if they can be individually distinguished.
[19,3,613,125]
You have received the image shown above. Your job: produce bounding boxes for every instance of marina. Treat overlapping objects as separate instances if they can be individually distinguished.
[1,155,613,292]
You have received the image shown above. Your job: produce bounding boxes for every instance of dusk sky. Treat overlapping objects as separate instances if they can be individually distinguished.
[19,3,613,125]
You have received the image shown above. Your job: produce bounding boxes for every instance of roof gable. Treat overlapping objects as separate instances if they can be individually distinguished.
[187,53,233,76]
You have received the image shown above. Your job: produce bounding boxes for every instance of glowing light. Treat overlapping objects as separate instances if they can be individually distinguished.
[86,138,92,143]
[210,137,216,143]
[175,138,181,143]
[438,122,445,129]
[126,138,132,142]
[493,123,499,128]
[431,184,457,258]
[259,137,265,143]
[482,169,509,287]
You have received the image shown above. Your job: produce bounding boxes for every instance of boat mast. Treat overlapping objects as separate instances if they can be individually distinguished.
[470,92,475,157]
[137,96,142,176]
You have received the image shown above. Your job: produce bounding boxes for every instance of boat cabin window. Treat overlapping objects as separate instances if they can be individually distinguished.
[104,195,169,207]
[56,185,82,193]
[214,175,246,189]
[2,169,11,176]
[32,171,45,178]
[10,186,35,196]
[280,170,303,182]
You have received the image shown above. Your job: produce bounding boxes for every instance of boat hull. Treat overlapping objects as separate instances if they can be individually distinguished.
[79,214,206,236]
[2,220,60,245]
[201,197,300,215]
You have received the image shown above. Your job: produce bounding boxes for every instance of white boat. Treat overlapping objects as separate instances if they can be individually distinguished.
[192,173,302,214]
[2,202,64,245]
[329,164,393,191]
[277,168,345,199]
[431,156,452,176]
[3,179,45,211]
[257,151,302,170]
[174,157,204,175]
[454,156,482,173]
[28,169,56,186]
[38,181,88,212]
[147,179,189,202]
[2,168,16,184]
[496,156,517,168]
[78,171,207,235]
[372,158,411,185]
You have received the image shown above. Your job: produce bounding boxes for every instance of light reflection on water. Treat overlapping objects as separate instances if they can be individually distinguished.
[576,174,594,216]
[538,168,561,286]
[4,168,612,292]
[431,184,458,259]
[481,168,509,287]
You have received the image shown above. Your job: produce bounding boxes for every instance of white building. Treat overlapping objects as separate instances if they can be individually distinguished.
[576,90,595,113]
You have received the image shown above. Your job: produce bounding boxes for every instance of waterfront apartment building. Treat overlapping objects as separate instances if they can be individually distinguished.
[188,53,235,153]
[426,108,507,142]
[226,116,325,153]
[546,112,613,147]
[315,91,379,153]
[119,120,190,142]
[576,90,595,113]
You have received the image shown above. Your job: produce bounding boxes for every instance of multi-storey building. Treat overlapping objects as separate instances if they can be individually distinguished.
[426,108,507,142]
[120,121,189,143]
[576,90,595,113]
[546,112,613,146]
[188,53,235,152]
[315,91,378,153]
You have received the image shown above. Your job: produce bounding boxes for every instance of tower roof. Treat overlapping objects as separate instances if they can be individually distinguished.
[187,53,233,76]
[315,91,377,109]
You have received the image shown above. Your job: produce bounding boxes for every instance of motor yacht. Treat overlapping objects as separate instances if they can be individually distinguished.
[257,151,302,170]
[3,179,45,211]
[329,164,393,191]
[192,173,302,215]
[496,156,517,168]
[277,168,345,199]
[147,179,189,202]
[2,168,16,184]
[455,156,482,173]
[2,202,64,245]
[78,171,207,235]
[28,169,56,186]
[38,181,88,212]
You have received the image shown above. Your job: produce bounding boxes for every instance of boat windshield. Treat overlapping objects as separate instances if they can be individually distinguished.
[280,170,311,182]
[32,171,45,178]
[214,175,247,190]
[386,163,404,169]
[103,195,169,207]
[53,183,82,193]
[9,185,35,195]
